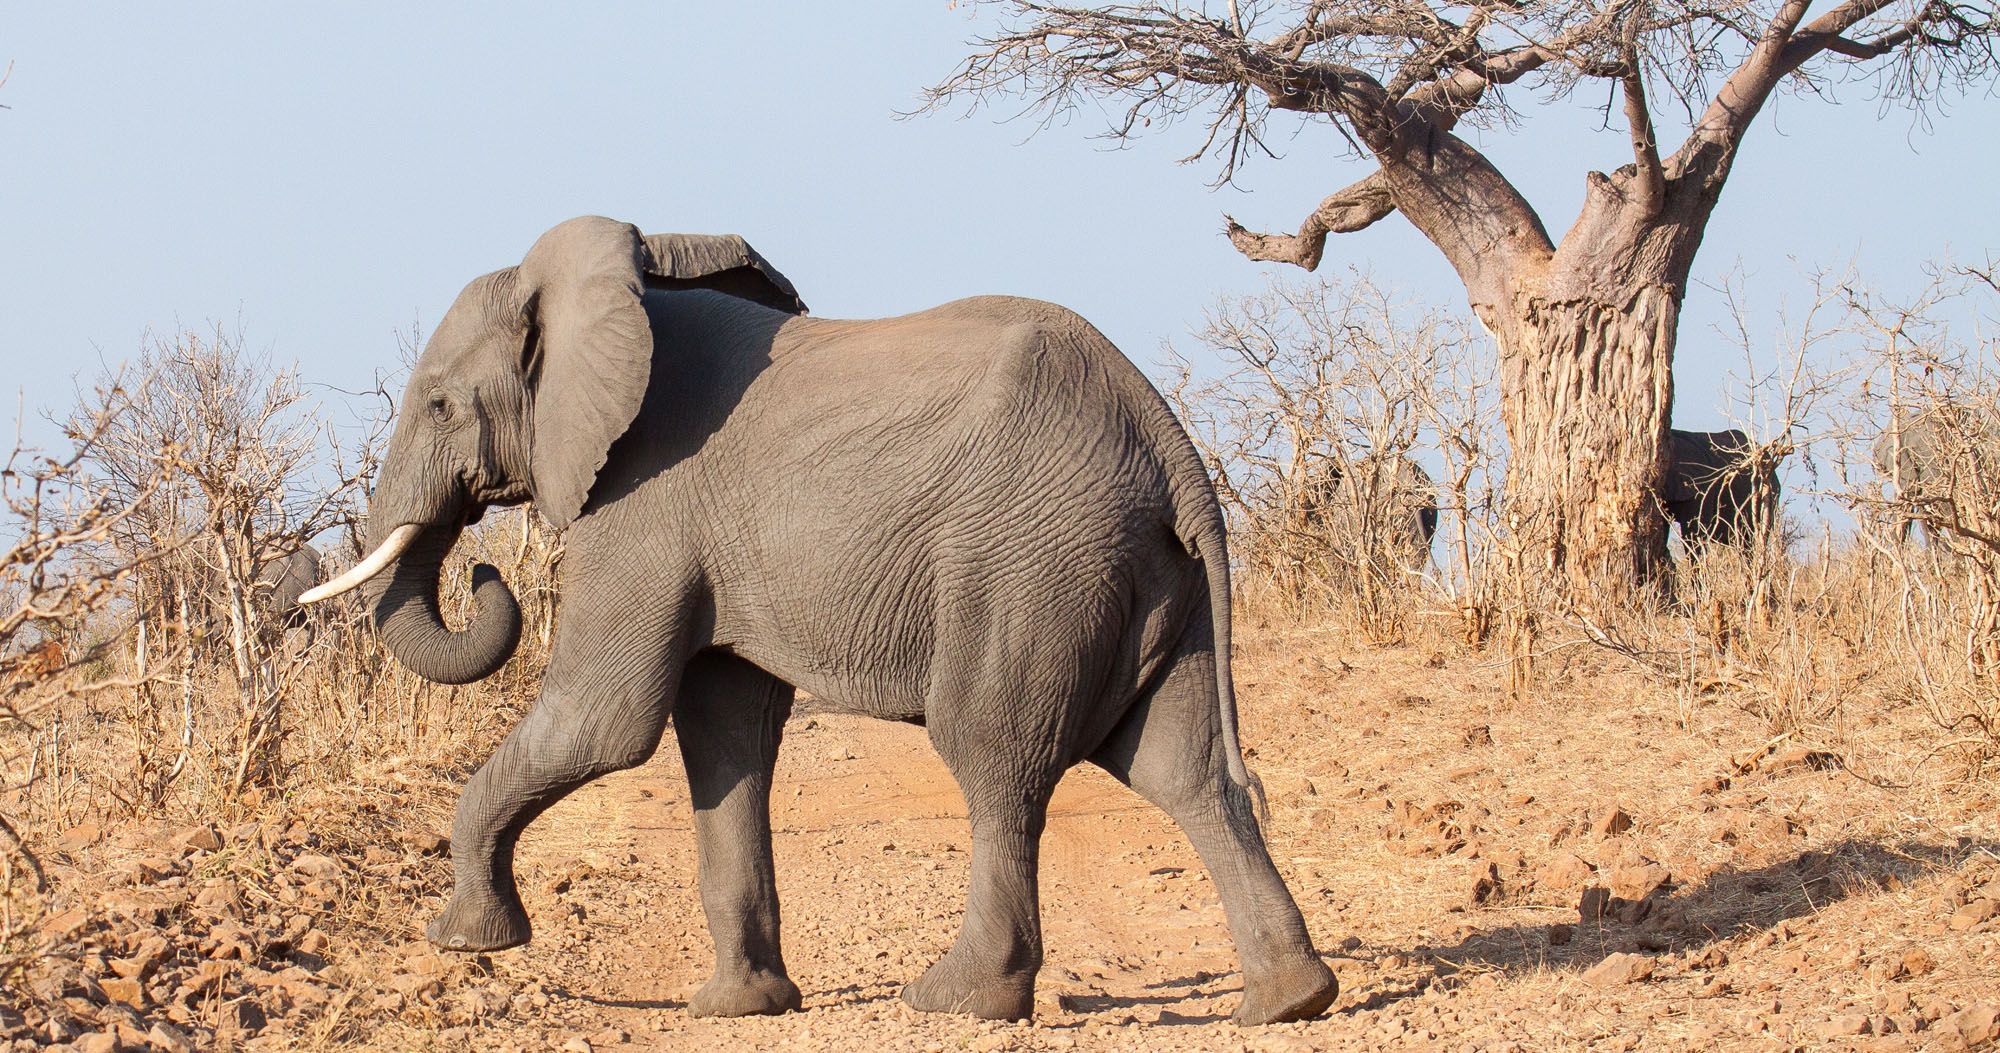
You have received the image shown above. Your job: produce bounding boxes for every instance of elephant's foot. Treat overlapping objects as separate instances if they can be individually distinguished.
[688,969,802,1018]
[426,888,531,952]
[1233,958,1338,1025]
[901,950,1035,1021]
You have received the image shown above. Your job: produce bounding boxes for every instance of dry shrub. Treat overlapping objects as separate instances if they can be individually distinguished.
[1835,261,2000,772]
[1166,272,1498,643]
[0,379,171,989]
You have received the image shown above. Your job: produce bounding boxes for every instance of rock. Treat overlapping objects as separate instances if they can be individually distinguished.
[1940,1005,2000,1047]
[560,1040,594,1053]
[97,977,146,1008]
[1579,887,1612,922]
[400,830,450,857]
[72,1032,117,1053]
[39,908,88,937]
[1819,1014,1872,1039]
[179,826,224,853]
[586,1028,628,1046]
[1608,864,1672,901]
[1949,899,1996,931]
[1468,863,1503,907]
[148,1022,195,1053]
[56,822,103,852]
[1901,947,1936,977]
[1581,953,1656,987]
[289,854,342,880]
[1547,924,1573,946]
[1540,854,1595,890]
[1593,807,1633,838]
[227,999,267,1034]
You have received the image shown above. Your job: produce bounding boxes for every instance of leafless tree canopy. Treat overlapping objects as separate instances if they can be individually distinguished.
[929,0,1997,217]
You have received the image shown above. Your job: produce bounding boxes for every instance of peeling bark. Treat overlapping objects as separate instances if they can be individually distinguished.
[1488,285,1677,599]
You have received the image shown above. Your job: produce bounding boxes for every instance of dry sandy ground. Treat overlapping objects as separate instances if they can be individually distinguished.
[12,623,2000,1051]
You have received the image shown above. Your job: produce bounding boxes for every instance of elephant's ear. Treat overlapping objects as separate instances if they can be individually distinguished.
[643,232,808,315]
[517,216,655,529]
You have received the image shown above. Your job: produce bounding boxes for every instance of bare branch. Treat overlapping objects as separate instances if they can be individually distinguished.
[1619,21,1666,214]
[1223,171,1397,269]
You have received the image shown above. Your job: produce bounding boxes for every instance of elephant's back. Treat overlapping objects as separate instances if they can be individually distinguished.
[765,295,1180,489]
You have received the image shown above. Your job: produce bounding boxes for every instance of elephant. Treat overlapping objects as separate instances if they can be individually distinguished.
[1663,429,1780,551]
[1307,454,1438,569]
[257,542,323,628]
[303,217,1338,1025]
[1872,410,2000,544]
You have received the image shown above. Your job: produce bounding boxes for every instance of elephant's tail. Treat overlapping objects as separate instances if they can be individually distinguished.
[1143,383,1264,819]
[1193,513,1266,821]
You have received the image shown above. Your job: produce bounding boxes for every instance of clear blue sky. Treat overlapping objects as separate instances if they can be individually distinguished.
[4,4,1995,455]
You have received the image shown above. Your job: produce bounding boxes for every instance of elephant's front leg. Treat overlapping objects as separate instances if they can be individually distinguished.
[428,581,692,952]
[673,654,801,1017]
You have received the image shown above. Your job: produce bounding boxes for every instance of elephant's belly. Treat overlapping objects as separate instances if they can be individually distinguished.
[733,645,930,724]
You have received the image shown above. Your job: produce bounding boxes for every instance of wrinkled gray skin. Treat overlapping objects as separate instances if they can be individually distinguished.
[1309,455,1438,567]
[1871,412,1999,544]
[1663,429,1780,551]
[258,543,322,628]
[355,217,1336,1025]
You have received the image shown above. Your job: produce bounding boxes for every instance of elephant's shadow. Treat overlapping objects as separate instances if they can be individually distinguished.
[1336,836,1983,1014]
[1066,836,1984,1021]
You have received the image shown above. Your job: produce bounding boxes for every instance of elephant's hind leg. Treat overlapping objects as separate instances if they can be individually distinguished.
[900,738,1062,1022]
[674,653,802,1018]
[901,582,1110,1020]
[1089,626,1337,1025]
[429,574,693,954]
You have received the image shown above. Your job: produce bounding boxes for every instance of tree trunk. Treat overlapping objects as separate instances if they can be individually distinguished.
[1484,283,1677,601]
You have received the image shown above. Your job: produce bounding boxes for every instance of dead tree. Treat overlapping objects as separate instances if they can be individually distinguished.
[927,0,1998,600]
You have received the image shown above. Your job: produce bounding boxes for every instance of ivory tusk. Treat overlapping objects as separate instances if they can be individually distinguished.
[299,523,422,604]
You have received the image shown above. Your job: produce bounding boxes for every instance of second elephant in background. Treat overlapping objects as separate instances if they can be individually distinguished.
[1663,429,1781,551]
[1302,454,1438,570]
[259,543,324,627]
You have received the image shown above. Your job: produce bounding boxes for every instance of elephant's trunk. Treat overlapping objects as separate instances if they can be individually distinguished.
[368,522,522,685]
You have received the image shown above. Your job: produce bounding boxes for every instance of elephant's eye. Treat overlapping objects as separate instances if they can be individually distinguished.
[429,394,454,423]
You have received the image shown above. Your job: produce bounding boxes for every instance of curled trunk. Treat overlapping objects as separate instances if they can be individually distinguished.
[368,524,522,685]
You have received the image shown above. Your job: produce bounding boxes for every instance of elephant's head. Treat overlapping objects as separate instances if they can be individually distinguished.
[302,216,659,683]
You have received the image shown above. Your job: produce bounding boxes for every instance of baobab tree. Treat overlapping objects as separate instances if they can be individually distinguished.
[925,0,1998,598]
